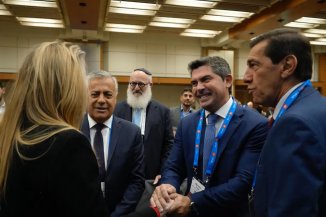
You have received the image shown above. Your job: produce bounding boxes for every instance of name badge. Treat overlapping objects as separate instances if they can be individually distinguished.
[190,177,205,194]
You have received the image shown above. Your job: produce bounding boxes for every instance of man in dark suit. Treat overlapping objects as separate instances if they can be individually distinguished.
[170,88,195,135]
[244,28,326,217]
[151,56,268,217]
[81,70,145,217]
[114,68,174,181]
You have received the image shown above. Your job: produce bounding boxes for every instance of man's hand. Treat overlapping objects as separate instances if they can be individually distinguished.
[153,175,161,185]
[167,193,191,217]
[150,184,176,214]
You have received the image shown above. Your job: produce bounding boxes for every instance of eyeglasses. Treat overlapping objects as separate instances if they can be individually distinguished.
[129,82,150,88]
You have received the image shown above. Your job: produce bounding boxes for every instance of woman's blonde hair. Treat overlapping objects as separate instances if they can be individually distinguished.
[0,41,87,192]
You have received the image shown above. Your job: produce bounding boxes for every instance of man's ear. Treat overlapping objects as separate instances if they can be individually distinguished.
[281,55,297,79]
[225,74,233,88]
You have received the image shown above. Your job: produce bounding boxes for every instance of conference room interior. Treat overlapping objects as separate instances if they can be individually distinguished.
[1,0,326,110]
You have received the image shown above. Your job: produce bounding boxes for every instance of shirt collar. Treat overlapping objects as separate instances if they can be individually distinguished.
[205,96,233,119]
[273,82,303,120]
[87,114,113,129]
[180,105,192,112]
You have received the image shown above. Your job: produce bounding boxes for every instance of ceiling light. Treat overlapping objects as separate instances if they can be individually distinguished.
[110,0,160,10]
[153,17,194,24]
[296,17,326,25]
[310,40,326,45]
[181,32,216,38]
[184,29,221,35]
[201,15,243,23]
[109,7,156,16]
[17,17,63,28]
[0,4,11,15]
[305,29,326,35]
[106,23,146,30]
[302,32,323,38]
[316,38,326,42]
[149,22,189,28]
[165,0,217,8]
[20,22,64,28]
[284,22,317,28]
[17,17,62,23]
[105,27,144,33]
[207,9,253,18]
[3,0,57,8]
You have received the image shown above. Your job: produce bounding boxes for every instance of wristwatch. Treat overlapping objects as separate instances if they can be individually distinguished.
[189,201,200,217]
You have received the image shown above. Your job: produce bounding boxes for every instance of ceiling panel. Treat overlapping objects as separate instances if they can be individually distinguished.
[0,0,326,47]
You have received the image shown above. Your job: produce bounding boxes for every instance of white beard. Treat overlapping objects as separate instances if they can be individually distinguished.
[127,88,152,109]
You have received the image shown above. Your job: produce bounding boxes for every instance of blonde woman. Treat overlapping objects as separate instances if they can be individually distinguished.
[0,41,107,216]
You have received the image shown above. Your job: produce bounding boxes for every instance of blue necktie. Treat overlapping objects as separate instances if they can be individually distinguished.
[203,114,218,181]
[133,108,142,127]
[94,123,106,181]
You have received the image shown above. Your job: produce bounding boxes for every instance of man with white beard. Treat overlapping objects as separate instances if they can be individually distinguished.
[114,68,174,182]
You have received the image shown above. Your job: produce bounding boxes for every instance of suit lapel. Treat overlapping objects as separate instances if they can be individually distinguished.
[215,105,243,165]
[107,116,119,170]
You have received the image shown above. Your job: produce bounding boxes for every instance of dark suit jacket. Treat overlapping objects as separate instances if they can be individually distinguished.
[81,115,145,217]
[254,86,326,217]
[1,129,108,217]
[114,100,174,179]
[160,105,268,217]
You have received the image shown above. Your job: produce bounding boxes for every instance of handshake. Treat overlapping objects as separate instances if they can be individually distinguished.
[150,184,191,217]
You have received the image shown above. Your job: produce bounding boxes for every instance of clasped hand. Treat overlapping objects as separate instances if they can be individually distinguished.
[150,184,191,217]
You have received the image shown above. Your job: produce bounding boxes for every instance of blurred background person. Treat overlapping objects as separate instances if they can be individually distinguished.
[170,88,195,136]
[81,70,145,217]
[0,41,107,217]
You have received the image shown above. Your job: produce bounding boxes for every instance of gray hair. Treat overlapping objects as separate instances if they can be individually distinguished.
[87,70,118,95]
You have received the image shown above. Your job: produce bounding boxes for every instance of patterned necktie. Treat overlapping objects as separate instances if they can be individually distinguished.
[94,123,106,181]
[203,113,218,182]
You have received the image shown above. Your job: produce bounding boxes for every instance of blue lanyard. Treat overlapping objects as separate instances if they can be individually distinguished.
[193,100,237,180]
[274,80,312,124]
[251,80,312,189]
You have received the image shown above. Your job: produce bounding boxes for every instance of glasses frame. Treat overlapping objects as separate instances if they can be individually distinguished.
[129,82,151,88]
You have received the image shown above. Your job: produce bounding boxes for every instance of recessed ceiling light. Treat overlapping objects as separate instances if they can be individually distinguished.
[165,0,217,8]
[3,0,57,8]
[106,23,146,30]
[149,22,189,28]
[296,17,326,25]
[184,29,221,35]
[207,9,253,18]
[310,40,326,45]
[284,22,317,28]
[181,32,216,38]
[302,32,323,38]
[105,27,144,33]
[110,0,160,10]
[305,29,326,35]
[109,7,156,16]
[153,17,194,24]
[16,17,63,28]
[201,15,243,23]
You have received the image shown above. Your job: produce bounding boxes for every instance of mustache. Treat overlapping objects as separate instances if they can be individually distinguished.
[196,89,210,96]
[133,90,142,94]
